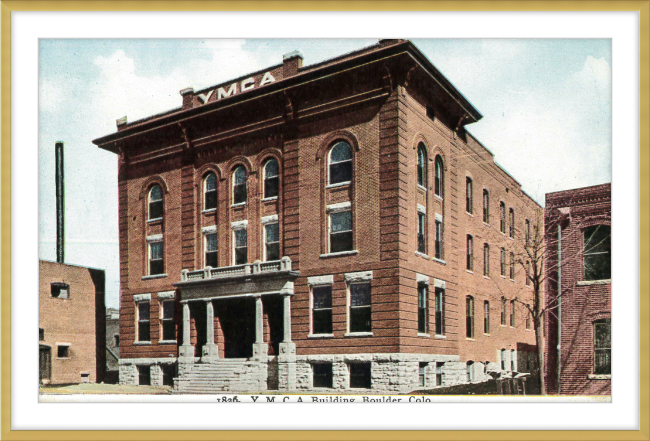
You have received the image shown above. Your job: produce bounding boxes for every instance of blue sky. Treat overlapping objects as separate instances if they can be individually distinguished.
[38,39,611,308]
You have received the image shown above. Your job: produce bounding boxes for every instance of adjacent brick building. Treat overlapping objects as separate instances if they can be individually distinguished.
[544,183,611,395]
[39,260,106,385]
[93,39,540,393]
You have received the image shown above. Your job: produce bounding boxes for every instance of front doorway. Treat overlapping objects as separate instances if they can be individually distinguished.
[39,345,51,383]
[218,297,255,359]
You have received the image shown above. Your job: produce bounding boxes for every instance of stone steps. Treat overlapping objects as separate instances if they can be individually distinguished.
[174,360,266,393]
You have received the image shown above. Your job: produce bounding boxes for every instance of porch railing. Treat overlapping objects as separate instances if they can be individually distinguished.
[181,257,292,282]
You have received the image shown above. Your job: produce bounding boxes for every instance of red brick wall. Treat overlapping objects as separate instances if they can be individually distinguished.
[39,260,105,384]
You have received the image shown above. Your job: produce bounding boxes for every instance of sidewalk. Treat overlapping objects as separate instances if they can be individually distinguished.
[39,383,172,395]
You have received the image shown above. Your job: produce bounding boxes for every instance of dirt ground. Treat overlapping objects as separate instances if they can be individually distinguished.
[39,383,172,395]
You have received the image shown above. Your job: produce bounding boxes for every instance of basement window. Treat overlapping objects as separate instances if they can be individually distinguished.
[419,362,428,387]
[312,363,333,388]
[349,363,371,389]
[39,328,44,341]
[57,345,69,358]
[138,365,151,386]
[51,282,70,299]
[162,364,177,386]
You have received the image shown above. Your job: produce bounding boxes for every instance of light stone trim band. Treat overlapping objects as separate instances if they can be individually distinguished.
[417,204,426,214]
[435,213,443,222]
[416,274,430,285]
[326,201,352,212]
[202,225,217,234]
[133,293,151,302]
[119,357,178,365]
[157,290,175,300]
[146,234,163,243]
[345,271,373,282]
[434,279,446,289]
[231,220,248,229]
[307,275,334,286]
[261,214,279,224]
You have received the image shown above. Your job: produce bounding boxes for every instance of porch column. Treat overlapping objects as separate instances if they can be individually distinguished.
[179,301,194,360]
[283,294,292,342]
[202,300,219,360]
[252,295,268,360]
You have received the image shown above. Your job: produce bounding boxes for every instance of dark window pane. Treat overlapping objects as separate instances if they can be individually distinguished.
[349,363,371,389]
[235,229,247,247]
[57,346,69,358]
[138,322,150,342]
[313,286,332,309]
[350,306,371,333]
[313,310,333,334]
[435,157,443,196]
[205,191,217,210]
[206,251,219,268]
[265,159,279,177]
[331,211,352,232]
[234,167,246,184]
[235,248,248,265]
[266,243,280,261]
[162,321,175,341]
[138,303,150,321]
[417,145,426,187]
[264,176,279,199]
[435,288,444,335]
[595,320,611,347]
[162,364,176,386]
[330,142,352,162]
[162,301,174,319]
[266,223,279,242]
[149,200,163,219]
[330,161,352,184]
[138,365,151,386]
[418,309,427,333]
[313,363,333,388]
[234,184,247,204]
[331,231,353,253]
[150,185,162,201]
[39,328,44,340]
[350,283,371,306]
[150,259,164,275]
[584,226,611,280]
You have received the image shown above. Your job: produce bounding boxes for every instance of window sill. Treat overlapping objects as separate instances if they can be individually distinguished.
[417,184,428,192]
[202,208,217,214]
[500,275,507,279]
[415,251,430,259]
[466,212,473,217]
[147,217,163,224]
[484,333,491,336]
[320,250,359,258]
[434,194,443,202]
[326,181,351,189]
[57,357,71,360]
[577,279,611,286]
[466,338,476,341]
[483,222,490,227]
[134,341,152,345]
[262,196,278,202]
[344,332,373,337]
[432,257,446,265]
[466,270,474,274]
[417,333,431,338]
[142,274,168,280]
[588,374,611,380]
[483,276,490,280]
[308,334,335,339]
[158,340,177,345]
[231,202,246,208]
[434,334,447,339]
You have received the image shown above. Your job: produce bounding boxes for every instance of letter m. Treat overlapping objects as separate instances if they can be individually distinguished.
[266,397,276,402]
[217,83,237,100]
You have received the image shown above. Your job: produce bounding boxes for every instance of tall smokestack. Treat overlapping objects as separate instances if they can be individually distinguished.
[55,141,64,263]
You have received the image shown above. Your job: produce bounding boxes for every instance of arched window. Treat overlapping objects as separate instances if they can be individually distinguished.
[483,189,490,224]
[263,158,279,199]
[233,166,247,205]
[328,141,352,185]
[148,185,163,220]
[466,177,473,213]
[417,143,427,188]
[434,156,444,197]
[204,173,217,210]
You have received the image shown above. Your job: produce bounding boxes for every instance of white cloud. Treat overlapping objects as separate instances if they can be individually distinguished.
[38,77,67,113]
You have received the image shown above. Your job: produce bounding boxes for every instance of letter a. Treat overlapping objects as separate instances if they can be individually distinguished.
[260,71,276,86]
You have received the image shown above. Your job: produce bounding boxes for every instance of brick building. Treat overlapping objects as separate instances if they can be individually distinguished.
[544,183,611,395]
[93,39,540,393]
[39,260,106,385]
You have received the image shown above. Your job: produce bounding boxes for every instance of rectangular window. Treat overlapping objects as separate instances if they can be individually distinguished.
[484,301,490,334]
[349,363,371,389]
[435,287,445,335]
[418,283,428,334]
[466,296,474,338]
[466,177,473,213]
[205,233,218,268]
[501,349,507,370]
[114,335,120,347]
[419,362,427,387]
[234,228,248,265]
[466,235,473,271]
[312,286,333,335]
[483,190,490,223]
[137,301,151,342]
[511,350,516,371]
[526,261,531,286]
[417,212,426,254]
[330,210,353,253]
[510,252,515,280]
[525,219,531,247]
[160,300,175,341]
[584,225,611,281]
[594,318,611,375]
[149,241,164,275]
[500,202,506,233]
[435,220,443,260]
[313,363,333,388]
[57,345,69,358]
[509,208,515,238]
[483,243,490,276]
[501,298,507,325]
[265,223,280,261]
[39,328,44,341]
[510,300,516,327]
[138,365,151,386]
[526,306,532,330]
[162,364,176,386]
[51,282,70,299]
[436,362,444,386]
[349,283,371,333]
